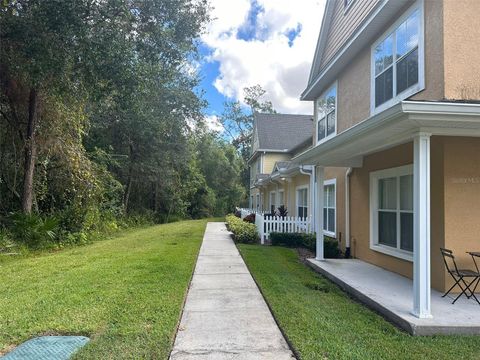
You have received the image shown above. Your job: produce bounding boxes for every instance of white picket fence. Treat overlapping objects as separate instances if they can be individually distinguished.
[257,214,313,244]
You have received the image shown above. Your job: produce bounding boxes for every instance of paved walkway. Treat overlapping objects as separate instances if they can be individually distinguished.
[170,222,295,360]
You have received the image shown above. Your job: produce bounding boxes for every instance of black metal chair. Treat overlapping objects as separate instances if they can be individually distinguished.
[440,248,480,305]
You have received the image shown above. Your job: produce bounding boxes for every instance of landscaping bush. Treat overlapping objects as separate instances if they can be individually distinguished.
[243,213,255,223]
[226,214,258,244]
[270,232,341,258]
[7,212,59,249]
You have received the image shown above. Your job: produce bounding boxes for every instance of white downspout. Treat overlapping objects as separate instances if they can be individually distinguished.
[345,167,353,258]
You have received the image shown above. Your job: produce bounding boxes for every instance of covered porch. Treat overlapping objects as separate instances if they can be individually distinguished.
[307,258,480,335]
[294,100,480,320]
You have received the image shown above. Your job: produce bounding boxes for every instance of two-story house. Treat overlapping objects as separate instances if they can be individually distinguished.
[249,113,318,218]
[294,0,480,318]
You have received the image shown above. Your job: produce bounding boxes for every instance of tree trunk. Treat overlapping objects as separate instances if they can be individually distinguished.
[123,142,134,214]
[21,88,38,214]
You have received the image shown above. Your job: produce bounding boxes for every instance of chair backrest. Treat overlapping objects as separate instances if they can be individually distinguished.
[440,248,459,274]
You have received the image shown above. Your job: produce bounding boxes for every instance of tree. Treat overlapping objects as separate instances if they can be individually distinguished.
[219,85,275,159]
[0,0,210,216]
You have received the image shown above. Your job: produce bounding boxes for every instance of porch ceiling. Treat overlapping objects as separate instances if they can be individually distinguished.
[293,101,480,167]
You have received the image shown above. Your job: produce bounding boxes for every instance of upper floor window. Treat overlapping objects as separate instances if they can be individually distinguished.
[316,83,337,144]
[256,157,261,173]
[371,4,424,114]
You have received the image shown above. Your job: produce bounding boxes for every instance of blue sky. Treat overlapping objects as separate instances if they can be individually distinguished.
[198,0,325,128]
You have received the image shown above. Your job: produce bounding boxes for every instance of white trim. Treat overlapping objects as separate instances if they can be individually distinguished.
[370,0,425,115]
[315,81,338,146]
[323,178,337,238]
[296,185,309,218]
[369,164,414,262]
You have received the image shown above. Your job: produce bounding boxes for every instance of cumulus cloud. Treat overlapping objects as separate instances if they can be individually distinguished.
[202,0,325,114]
[204,114,224,132]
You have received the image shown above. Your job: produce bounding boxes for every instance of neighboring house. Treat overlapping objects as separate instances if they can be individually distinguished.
[248,113,317,218]
[293,0,480,318]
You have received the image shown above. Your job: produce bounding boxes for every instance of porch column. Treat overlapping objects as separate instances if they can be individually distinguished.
[315,166,325,260]
[413,133,432,318]
[310,165,316,232]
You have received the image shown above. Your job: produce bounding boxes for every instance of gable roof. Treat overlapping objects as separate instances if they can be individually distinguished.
[254,113,313,152]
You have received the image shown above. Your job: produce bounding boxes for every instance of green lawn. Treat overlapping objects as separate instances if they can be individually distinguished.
[0,219,218,359]
[238,245,480,360]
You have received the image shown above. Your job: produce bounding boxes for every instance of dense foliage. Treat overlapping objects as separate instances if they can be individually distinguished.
[225,214,258,244]
[270,232,341,258]
[0,0,244,249]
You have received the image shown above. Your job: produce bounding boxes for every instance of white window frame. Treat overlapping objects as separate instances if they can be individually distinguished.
[296,185,309,219]
[370,0,425,115]
[315,81,338,146]
[323,179,336,238]
[269,190,276,213]
[370,164,414,262]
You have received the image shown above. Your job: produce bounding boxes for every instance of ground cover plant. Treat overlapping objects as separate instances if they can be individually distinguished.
[238,244,480,360]
[0,219,217,359]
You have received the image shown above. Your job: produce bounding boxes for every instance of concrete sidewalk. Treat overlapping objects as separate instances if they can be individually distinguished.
[169,222,295,360]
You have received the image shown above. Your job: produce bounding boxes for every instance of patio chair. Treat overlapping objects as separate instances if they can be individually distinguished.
[440,248,480,305]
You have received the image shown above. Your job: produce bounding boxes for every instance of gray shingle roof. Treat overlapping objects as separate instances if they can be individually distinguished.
[254,113,313,151]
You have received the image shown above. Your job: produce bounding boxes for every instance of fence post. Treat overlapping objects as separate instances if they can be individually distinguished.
[256,212,265,245]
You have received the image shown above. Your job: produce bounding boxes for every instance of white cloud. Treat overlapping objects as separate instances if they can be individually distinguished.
[204,114,224,132]
[203,0,326,114]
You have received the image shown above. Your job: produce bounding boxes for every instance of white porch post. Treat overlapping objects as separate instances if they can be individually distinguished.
[310,165,316,232]
[315,166,325,260]
[413,133,432,318]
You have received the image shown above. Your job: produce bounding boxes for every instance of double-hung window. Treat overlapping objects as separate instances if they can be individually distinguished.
[370,165,413,261]
[371,4,423,113]
[278,190,285,208]
[323,180,336,236]
[316,83,337,144]
[269,191,276,213]
[297,187,308,219]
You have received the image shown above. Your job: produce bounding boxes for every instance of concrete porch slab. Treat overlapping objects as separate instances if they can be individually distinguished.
[307,258,480,335]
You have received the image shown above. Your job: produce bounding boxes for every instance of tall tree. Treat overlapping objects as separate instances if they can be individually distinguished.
[0,0,209,215]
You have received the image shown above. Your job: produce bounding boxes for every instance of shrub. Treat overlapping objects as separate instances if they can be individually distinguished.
[243,213,255,224]
[226,214,258,244]
[7,212,59,249]
[234,209,241,218]
[276,205,288,217]
[270,232,341,258]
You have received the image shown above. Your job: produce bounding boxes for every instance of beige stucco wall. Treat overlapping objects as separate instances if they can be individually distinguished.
[324,0,450,134]
[349,141,448,291]
[443,137,480,291]
[410,0,445,101]
[443,0,480,100]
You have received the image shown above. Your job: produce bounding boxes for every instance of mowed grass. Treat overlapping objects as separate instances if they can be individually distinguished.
[0,219,219,359]
[238,245,480,360]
